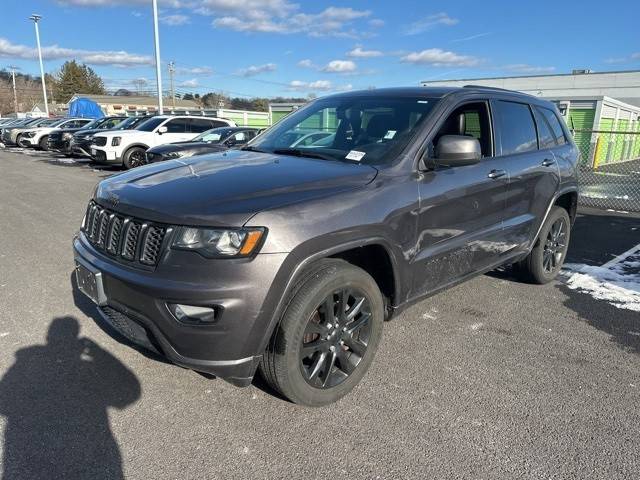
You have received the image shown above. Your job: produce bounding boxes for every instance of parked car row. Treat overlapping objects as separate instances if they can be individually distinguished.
[1,113,267,169]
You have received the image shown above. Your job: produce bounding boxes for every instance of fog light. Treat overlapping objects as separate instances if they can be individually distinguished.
[169,303,217,324]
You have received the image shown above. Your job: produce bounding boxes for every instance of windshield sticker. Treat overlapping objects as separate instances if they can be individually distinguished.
[345,150,366,161]
[384,130,397,140]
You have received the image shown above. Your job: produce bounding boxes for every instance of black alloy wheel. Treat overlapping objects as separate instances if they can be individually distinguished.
[300,288,372,389]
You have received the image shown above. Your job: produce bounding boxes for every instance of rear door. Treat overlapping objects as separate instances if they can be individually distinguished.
[491,100,560,254]
[413,100,510,295]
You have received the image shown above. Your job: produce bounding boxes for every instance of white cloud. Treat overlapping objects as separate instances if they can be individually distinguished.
[236,63,277,77]
[405,12,459,35]
[179,78,199,87]
[400,48,480,67]
[0,37,153,67]
[369,19,384,28]
[322,60,357,73]
[175,66,213,75]
[504,64,556,74]
[212,5,371,37]
[347,46,383,58]
[288,80,333,92]
[297,59,316,69]
[451,31,492,43]
[604,52,640,64]
[161,14,190,26]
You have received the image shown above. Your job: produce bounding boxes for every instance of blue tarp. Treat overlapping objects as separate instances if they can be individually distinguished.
[68,97,104,118]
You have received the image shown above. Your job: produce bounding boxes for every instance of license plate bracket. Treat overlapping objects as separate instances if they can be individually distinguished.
[75,260,107,306]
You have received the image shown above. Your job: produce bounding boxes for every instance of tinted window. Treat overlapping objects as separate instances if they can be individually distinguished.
[433,102,492,157]
[190,118,214,133]
[165,118,189,133]
[494,101,538,155]
[135,117,166,132]
[210,120,229,129]
[533,108,555,149]
[539,107,567,145]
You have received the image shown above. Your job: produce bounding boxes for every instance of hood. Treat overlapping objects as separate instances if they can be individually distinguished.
[147,141,225,155]
[94,130,147,139]
[95,149,378,226]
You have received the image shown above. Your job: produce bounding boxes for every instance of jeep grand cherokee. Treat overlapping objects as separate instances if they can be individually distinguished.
[73,87,578,406]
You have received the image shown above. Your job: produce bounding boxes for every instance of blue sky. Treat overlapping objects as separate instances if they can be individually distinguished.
[1,0,639,98]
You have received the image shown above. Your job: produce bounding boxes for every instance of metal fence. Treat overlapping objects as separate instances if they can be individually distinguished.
[573,129,640,212]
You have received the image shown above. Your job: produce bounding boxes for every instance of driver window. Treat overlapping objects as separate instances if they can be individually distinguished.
[433,102,493,157]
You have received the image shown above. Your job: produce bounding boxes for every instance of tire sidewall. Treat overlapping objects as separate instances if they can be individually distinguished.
[124,147,146,169]
[531,207,571,282]
[38,136,48,150]
[276,264,384,407]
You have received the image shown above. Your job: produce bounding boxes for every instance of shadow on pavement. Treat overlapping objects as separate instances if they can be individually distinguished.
[567,209,640,265]
[0,317,141,480]
[558,283,640,355]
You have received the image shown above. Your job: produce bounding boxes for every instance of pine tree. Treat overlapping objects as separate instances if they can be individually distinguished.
[54,61,106,102]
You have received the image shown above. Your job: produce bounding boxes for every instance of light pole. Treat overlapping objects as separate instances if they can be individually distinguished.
[151,0,163,114]
[8,65,19,114]
[29,14,49,117]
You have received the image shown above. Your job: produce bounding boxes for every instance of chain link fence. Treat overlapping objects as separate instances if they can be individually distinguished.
[573,129,640,212]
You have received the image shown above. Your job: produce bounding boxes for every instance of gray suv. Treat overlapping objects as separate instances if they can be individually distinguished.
[73,87,578,406]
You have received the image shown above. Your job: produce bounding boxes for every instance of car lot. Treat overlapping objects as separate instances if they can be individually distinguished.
[1,148,639,479]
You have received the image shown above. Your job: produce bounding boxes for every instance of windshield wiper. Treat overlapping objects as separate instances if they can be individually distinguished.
[272,148,334,161]
[240,145,269,153]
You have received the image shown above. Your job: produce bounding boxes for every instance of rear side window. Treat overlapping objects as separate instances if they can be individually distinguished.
[165,118,189,133]
[210,120,230,129]
[532,108,555,149]
[190,118,214,133]
[493,101,538,155]
[538,107,567,145]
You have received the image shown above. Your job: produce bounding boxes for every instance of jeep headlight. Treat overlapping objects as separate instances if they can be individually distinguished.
[172,227,265,258]
[112,137,121,146]
[165,151,183,159]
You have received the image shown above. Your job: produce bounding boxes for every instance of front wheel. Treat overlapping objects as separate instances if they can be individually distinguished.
[516,206,571,284]
[38,135,49,151]
[260,259,384,407]
[123,147,147,169]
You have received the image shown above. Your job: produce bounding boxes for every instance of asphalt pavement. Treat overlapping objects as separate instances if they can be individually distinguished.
[0,148,639,479]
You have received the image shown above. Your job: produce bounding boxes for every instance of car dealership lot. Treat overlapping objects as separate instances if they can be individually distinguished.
[1,149,639,479]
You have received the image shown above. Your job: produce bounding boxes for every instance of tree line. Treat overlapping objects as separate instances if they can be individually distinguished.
[0,60,307,115]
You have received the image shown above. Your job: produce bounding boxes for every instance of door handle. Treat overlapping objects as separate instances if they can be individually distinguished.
[487,169,507,179]
[541,158,556,167]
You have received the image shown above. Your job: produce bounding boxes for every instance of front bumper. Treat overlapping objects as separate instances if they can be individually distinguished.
[73,234,288,386]
[72,139,93,157]
[91,146,120,163]
[48,138,71,153]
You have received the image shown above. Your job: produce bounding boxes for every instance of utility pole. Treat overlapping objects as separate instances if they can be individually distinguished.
[151,0,163,114]
[168,61,176,109]
[29,14,49,117]
[8,65,19,114]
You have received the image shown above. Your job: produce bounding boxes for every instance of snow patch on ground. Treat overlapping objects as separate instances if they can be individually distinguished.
[562,250,640,312]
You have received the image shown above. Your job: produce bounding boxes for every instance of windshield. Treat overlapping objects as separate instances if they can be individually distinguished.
[193,127,234,143]
[247,95,439,165]
[113,117,141,130]
[134,117,166,132]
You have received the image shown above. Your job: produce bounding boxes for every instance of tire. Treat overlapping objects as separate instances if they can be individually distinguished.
[123,146,147,169]
[38,135,49,151]
[15,134,23,147]
[260,259,384,407]
[516,206,571,284]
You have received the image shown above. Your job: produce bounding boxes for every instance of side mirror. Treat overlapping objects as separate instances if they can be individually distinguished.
[157,126,167,134]
[435,135,481,167]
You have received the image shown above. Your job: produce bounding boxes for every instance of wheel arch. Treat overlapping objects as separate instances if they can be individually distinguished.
[256,237,402,356]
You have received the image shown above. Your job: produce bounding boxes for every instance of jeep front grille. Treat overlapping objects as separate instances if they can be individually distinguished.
[82,201,167,267]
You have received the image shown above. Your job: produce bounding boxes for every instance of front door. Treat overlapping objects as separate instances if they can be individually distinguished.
[412,100,509,296]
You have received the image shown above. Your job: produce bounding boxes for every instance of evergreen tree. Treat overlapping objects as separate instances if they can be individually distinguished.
[54,61,106,102]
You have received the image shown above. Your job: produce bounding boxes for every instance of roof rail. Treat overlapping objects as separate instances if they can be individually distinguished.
[463,84,516,92]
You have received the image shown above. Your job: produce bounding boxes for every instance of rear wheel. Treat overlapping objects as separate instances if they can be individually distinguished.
[516,206,571,284]
[260,259,384,407]
[123,147,147,169]
[38,135,49,151]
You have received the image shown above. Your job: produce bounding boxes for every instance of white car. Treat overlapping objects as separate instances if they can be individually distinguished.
[91,115,236,169]
[20,118,94,150]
